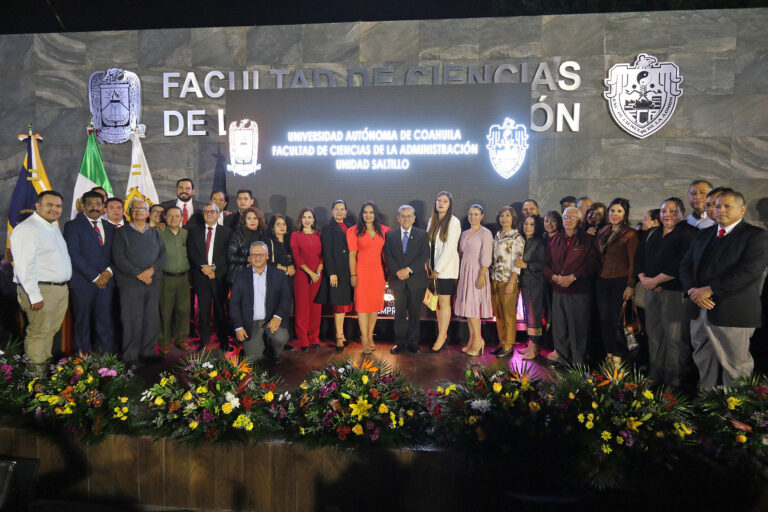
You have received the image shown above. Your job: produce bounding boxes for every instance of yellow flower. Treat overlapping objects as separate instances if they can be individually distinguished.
[208,370,218,378]
[528,401,541,412]
[87,375,94,384]
[183,391,193,401]
[601,444,612,455]
[160,377,170,387]
[577,413,585,423]
[643,390,654,400]
[300,427,306,435]
[436,386,444,394]
[521,381,533,392]
[585,421,594,430]
[47,396,60,405]
[626,416,643,432]
[350,397,373,420]
[601,431,612,441]
[406,410,414,417]
[154,397,165,407]
[616,436,624,445]
[587,413,594,421]
[189,421,198,430]
[727,397,743,410]
[445,384,457,396]
[398,417,404,427]
[568,392,575,399]
[120,416,127,421]
[222,402,233,414]
[736,434,747,443]
[352,424,364,435]
[121,407,129,413]
[27,378,38,392]
[196,385,207,394]
[120,396,129,403]
[492,382,503,393]
[318,375,327,381]
[467,415,479,425]
[591,401,598,409]
[378,403,388,414]
[674,422,692,438]
[300,381,309,390]
[361,375,369,385]
[264,391,274,402]
[656,431,665,438]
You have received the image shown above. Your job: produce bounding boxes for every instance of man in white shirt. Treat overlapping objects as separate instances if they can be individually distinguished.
[105,197,126,228]
[161,178,205,228]
[10,191,72,376]
[685,179,716,229]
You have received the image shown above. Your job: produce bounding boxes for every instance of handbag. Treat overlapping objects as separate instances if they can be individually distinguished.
[423,278,439,311]
[620,297,642,351]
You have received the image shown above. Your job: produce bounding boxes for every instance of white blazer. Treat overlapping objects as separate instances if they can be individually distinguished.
[427,215,461,279]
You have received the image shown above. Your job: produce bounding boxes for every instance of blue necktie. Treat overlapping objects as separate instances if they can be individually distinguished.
[402,230,408,253]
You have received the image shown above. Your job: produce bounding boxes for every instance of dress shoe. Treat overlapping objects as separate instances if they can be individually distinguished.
[490,346,503,355]
[300,346,308,352]
[407,345,421,353]
[495,347,514,358]
[309,344,320,351]
[521,346,541,360]
[390,345,407,354]
[546,350,559,362]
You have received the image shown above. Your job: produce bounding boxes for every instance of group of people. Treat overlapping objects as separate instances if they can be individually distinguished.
[10,178,767,390]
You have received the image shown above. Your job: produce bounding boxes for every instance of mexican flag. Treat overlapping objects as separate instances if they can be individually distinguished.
[70,128,113,219]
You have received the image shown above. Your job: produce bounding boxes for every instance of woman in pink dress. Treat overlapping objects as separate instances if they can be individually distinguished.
[348,201,390,354]
[454,204,494,357]
[290,207,323,351]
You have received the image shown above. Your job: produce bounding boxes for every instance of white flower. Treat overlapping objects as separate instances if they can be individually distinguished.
[761,435,768,446]
[469,399,492,413]
[338,367,346,374]
[184,403,198,412]
[140,390,153,402]
[278,392,291,401]
[224,392,240,409]
[202,362,214,369]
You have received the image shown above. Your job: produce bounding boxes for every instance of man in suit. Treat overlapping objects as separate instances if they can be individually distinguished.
[187,202,232,350]
[210,190,232,226]
[224,189,255,229]
[105,197,127,228]
[680,189,768,389]
[230,241,290,362]
[161,178,205,228]
[385,205,430,354]
[63,191,116,353]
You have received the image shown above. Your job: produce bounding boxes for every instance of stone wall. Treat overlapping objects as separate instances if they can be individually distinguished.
[0,8,766,238]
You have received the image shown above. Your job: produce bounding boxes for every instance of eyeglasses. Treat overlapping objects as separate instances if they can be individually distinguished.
[250,253,268,258]
[131,207,148,211]
[203,210,218,214]
[563,215,580,220]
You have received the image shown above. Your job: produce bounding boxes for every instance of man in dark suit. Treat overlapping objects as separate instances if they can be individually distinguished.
[187,202,232,350]
[230,241,291,362]
[384,205,430,354]
[224,189,255,229]
[680,189,768,389]
[161,178,205,228]
[64,191,117,353]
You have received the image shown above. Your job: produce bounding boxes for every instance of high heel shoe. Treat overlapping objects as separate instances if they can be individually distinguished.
[521,344,540,360]
[464,340,485,357]
[430,335,448,353]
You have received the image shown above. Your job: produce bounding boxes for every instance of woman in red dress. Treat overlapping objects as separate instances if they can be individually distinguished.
[290,207,323,351]
[348,201,390,354]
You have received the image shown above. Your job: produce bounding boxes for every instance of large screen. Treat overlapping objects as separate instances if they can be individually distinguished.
[225,83,531,229]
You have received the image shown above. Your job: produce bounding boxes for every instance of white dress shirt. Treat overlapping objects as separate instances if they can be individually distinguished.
[204,223,218,265]
[252,266,267,321]
[10,213,73,303]
[686,212,715,230]
[718,218,742,237]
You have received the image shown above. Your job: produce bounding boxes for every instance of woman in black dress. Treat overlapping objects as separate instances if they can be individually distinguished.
[315,200,355,352]
[267,213,295,276]
[227,207,268,283]
[515,214,547,360]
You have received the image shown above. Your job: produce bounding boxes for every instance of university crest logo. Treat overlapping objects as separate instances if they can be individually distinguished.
[227,119,262,176]
[88,68,145,144]
[604,53,683,139]
[485,117,529,179]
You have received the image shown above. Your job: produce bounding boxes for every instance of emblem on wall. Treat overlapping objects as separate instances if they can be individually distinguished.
[88,68,145,144]
[486,117,529,179]
[604,53,683,139]
[227,119,262,175]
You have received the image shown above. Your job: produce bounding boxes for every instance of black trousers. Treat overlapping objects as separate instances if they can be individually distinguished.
[119,282,161,363]
[551,292,591,365]
[596,276,629,357]
[391,281,427,348]
[70,284,115,353]
[194,277,229,345]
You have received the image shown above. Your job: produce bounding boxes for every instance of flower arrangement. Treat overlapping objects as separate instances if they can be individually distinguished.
[545,363,693,490]
[426,363,549,451]
[284,358,428,447]
[695,374,768,471]
[0,341,35,417]
[143,352,282,444]
[24,352,138,439]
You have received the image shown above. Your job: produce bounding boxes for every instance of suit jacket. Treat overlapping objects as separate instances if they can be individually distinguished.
[224,211,242,229]
[384,226,430,291]
[63,213,116,290]
[543,231,600,294]
[186,223,232,287]
[315,221,354,305]
[160,199,205,228]
[679,221,768,327]
[229,264,291,337]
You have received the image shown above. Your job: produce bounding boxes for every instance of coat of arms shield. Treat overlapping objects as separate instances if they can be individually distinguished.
[486,117,529,179]
[604,54,683,139]
[227,119,262,176]
[89,68,145,144]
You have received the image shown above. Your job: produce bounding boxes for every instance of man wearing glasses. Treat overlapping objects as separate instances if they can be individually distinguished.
[230,241,291,363]
[187,202,232,351]
[111,198,166,365]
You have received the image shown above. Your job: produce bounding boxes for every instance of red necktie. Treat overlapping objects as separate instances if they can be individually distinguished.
[182,203,189,225]
[92,221,103,245]
[205,227,213,261]
[717,228,725,238]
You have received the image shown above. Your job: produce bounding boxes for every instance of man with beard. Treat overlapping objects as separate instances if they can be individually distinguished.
[161,178,205,228]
